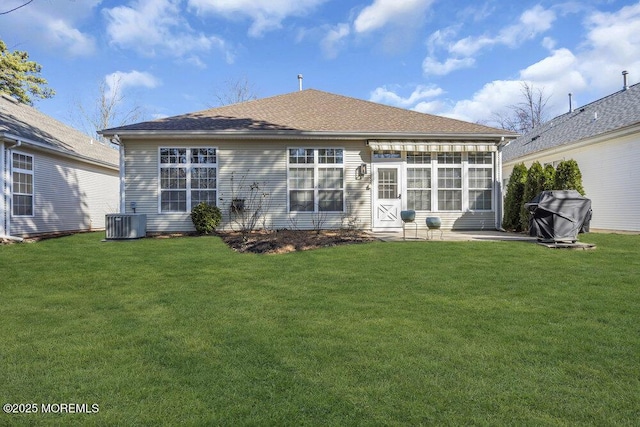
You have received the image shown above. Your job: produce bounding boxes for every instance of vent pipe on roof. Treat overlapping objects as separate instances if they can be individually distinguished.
[298,74,303,91]
[568,93,573,113]
[622,70,629,90]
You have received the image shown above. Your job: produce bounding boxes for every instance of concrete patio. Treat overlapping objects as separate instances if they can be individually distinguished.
[371,229,538,242]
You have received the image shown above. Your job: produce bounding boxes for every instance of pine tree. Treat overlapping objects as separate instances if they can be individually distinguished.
[521,161,545,231]
[503,163,528,231]
[543,163,556,190]
[554,160,585,195]
[0,39,54,104]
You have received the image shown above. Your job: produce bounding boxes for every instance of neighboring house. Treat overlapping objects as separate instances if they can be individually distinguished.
[502,80,640,232]
[100,89,516,233]
[1,93,120,238]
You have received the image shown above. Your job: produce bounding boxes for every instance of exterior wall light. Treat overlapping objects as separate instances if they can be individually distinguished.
[357,163,367,178]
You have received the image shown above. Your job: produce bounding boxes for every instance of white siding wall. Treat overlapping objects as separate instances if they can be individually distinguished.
[123,139,372,233]
[10,148,119,236]
[503,132,640,232]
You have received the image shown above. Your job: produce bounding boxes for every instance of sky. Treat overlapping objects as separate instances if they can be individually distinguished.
[2,0,640,135]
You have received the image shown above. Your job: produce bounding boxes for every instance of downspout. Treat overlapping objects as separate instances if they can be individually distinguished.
[115,135,125,214]
[495,137,510,231]
[1,139,24,242]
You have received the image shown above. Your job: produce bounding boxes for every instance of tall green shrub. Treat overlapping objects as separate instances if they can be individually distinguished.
[191,202,222,235]
[543,163,556,190]
[554,159,585,195]
[521,161,545,231]
[503,163,528,231]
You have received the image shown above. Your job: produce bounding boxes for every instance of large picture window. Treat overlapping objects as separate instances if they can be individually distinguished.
[288,148,344,212]
[159,148,217,213]
[12,152,34,216]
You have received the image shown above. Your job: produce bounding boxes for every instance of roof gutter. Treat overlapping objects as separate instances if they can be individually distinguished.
[99,129,517,142]
[1,132,118,170]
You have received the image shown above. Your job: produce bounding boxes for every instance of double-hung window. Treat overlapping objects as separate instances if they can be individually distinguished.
[159,148,217,213]
[437,152,462,211]
[12,152,34,216]
[407,152,431,210]
[288,148,344,212]
[468,152,493,211]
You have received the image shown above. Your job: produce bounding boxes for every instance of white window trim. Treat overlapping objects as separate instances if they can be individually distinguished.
[435,153,463,212]
[467,152,494,212]
[387,151,495,213]
[11,151,34,218]
[406,153,432,211]
[287,147,345,213]
[157,147,217,214]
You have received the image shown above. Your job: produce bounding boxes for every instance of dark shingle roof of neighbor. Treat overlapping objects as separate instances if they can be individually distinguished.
[0,93,119,168]
[102,89,516,137]
[503,82,640,162]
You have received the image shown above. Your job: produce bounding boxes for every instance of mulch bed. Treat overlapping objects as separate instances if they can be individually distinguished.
[216,229,376,254]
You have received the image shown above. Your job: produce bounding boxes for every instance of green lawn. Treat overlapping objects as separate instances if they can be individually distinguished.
[1,233,639,426]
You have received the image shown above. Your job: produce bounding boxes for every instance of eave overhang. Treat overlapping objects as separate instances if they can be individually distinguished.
[99,129,517,143]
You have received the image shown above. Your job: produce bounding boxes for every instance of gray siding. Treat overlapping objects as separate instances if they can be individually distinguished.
[10,148,119,236]
[123,139,372,233]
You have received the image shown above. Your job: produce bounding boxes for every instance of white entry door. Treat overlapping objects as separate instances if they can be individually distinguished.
[373,165,403,229]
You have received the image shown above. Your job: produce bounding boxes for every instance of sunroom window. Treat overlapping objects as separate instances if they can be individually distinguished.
[468,152,493,211]
[407,152,431,211]
[437,152,462,210]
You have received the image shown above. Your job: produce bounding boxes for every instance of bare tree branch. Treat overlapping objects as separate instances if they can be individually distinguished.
[490,82,550,134]
[210,76,258,107]
[69,76,145,142]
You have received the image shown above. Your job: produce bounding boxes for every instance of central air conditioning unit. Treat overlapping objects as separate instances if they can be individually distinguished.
[105,214,147,240]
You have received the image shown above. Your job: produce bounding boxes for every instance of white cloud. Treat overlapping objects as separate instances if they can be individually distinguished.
[497,5,556,47]
[105,71,161,101]
[187,0,328,37]
[353,0,434,34]
[46,19,96,56]
[448,35,493,57]
[435,49,588,124]
[1,0,98,56]
[320,24,351,59]
[370,84,444,108]
[578,2,640,92]
[423,56,475,76]
[426,5,556,77]
[448,5,556,56]
[104,0,232,62]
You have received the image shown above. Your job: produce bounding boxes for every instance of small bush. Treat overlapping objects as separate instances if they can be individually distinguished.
[191,203,222,235]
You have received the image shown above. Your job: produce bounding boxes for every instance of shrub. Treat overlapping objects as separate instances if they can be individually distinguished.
[503,163,528,231]
[191,203,222,235]
[521,161,545,230]
[543,163,556,190]
[554,159,585,195]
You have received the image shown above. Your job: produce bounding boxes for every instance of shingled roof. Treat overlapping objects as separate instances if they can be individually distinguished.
[503,82,640,162]
[0,93,119,168]
[102,89,515,138]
